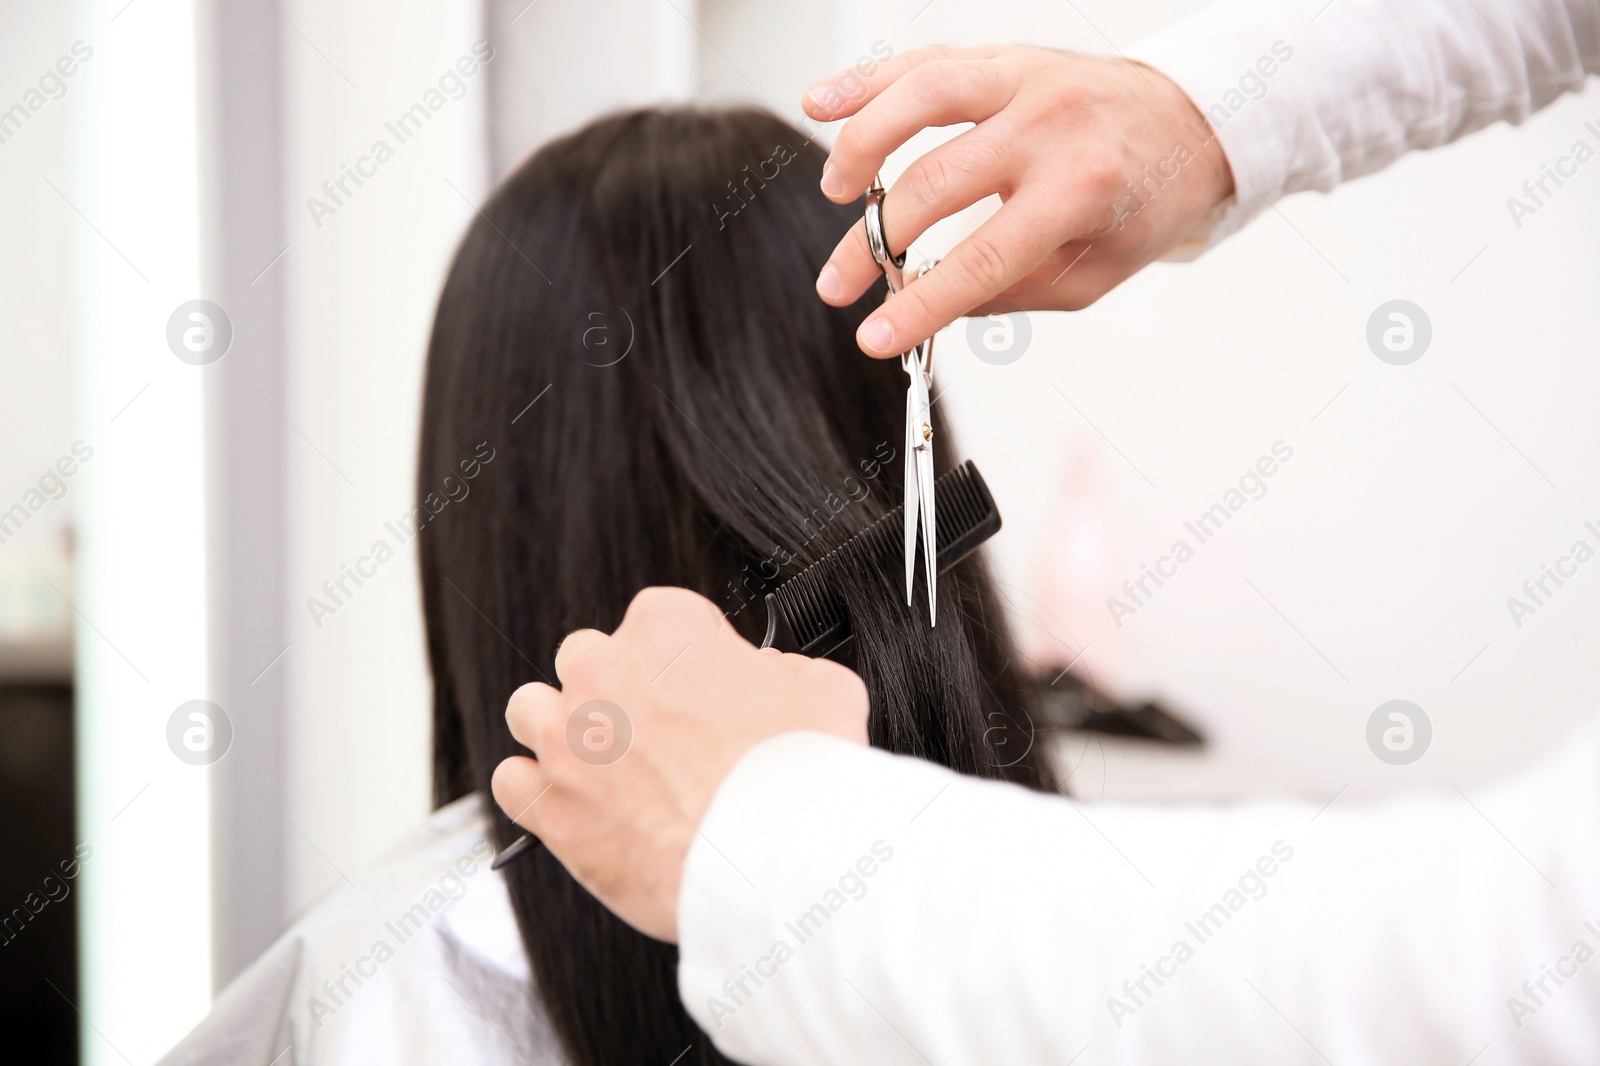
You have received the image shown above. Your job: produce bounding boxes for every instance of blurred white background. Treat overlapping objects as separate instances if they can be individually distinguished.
[2,0,1596,1060]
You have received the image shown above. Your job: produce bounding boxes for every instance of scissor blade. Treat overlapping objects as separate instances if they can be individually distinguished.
[912,371,937,626]
[903,385,918,605]
[918,443,936,625]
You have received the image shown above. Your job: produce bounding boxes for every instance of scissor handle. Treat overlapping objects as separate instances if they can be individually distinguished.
[864,178,906,294]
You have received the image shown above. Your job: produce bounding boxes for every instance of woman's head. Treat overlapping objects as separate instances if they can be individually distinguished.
[418,106,1054,1065]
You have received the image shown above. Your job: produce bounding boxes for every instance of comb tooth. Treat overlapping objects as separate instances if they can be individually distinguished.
[766,461,999,654]
[935,465,982,549]
[800,588,831,644]
[781,572,840,647]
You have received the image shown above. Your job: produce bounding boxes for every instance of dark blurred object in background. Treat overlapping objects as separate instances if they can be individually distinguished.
[1030,672,1205,746]
[0,681,78,1065]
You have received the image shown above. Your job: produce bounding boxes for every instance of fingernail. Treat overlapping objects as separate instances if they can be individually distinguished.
[820,164,847,200]
[806,85,836,117]
[859,316,894,353]
[816,264,840,300]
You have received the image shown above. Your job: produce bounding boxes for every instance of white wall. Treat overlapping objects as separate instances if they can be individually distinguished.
[0,6,77,509]
[484,0,698,178]
[0,0,79,650]
[278,0,489,918]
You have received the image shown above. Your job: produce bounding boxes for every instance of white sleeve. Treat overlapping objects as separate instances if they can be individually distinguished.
[1123,0,1600,254]
[676,715,1600,1064]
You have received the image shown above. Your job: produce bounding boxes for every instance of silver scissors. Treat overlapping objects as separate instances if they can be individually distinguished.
[864,177,937,626]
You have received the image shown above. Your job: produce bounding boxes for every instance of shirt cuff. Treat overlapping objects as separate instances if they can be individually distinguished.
[1125,2,1313,256]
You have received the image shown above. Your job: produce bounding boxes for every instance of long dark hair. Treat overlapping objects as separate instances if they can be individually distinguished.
[418,106,1057,1066]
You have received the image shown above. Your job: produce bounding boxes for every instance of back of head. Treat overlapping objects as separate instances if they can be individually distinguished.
[419,106,1054,1065]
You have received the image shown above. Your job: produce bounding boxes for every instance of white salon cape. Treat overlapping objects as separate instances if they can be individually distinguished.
[158,797,563,1066]
[165,0,1600,1062]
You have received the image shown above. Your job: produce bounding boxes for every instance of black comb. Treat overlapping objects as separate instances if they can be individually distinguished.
[493,460,1000,872]
[761,460,1001,655]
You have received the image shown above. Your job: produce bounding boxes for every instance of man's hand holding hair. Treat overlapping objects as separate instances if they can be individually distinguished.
[491,586,870,942]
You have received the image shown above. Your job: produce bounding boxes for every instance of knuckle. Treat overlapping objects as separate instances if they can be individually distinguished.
[902,153,957,213]
[506,684,560,751]
[958,56,1007,103]
[556,631,605,679]
[623,586,724,647]
[1045,84,1091,121]
[953,231,1010,292]
[627,585,676,618]
[834,174,872,205]
[627,586,700,628]
[894,281,942,332]
[948,130,1010,177]
[834,118,871,166]
[907,59,966,110]
[845,217,877,265]
[506,681,549,726]
[1079,156,1124,198]
[489,759,527,811]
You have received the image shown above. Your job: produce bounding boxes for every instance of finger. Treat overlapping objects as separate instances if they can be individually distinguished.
[490,755,550,831]
[815,218,884,314]
[822,57,1018,205]
[856,192,1100,356]
[816,126,1013,315]
[969,241,1113,315]
[554,627,608,687]
[505,680,562,753]
[801,44,990,123]
[879,125,1013,252]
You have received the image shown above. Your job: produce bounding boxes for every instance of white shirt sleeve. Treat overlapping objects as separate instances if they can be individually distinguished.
[676,715,1600,1064]
[1123,0,1600,255]
[675,4,1600,1060]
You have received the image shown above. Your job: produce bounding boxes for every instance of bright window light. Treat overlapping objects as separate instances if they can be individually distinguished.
[75,0,212,1061]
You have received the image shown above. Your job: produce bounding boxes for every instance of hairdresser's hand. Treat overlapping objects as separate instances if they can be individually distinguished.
[491,587,869,942]
[804,45,1234,357]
